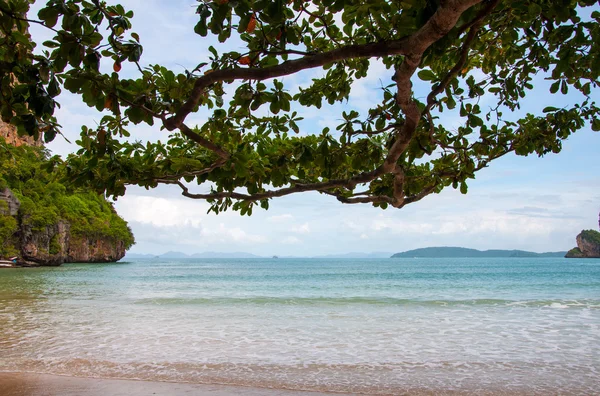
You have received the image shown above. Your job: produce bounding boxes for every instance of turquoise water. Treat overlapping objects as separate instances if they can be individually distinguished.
[1,258,599,394]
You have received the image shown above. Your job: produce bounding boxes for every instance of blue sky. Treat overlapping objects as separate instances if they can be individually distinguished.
[28,0,600,255]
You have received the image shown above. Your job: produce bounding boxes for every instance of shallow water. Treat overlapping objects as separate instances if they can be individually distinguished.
[1,258,599,394]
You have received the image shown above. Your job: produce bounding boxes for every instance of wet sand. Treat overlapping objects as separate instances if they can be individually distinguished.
[0,372,355,396]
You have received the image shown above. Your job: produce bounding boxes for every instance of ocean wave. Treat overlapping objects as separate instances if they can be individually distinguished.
[132,296,600,308]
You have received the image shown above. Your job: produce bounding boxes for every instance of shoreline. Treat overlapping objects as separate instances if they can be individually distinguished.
[0,372,358,396]
[0,371,574,396]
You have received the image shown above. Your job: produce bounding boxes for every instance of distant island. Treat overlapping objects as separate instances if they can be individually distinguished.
[124,249,569,260]
[123,251,395,259]
[391,247,566,258]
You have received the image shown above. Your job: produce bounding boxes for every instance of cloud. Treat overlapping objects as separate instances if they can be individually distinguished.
[344,221,362,231]
[202,224,268,244]
[267,214,294,222]
[291,223,311,234]
[115,195,207,228]
[282,236,302,245]
[506,206,582,219]
[348,60,390,112]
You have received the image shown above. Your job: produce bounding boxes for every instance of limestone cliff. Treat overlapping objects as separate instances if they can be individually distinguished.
[1,188,129,266]
[565,230,600,258]
[67,236,127,263]
[0,119,41,147]
[0,127,134,266]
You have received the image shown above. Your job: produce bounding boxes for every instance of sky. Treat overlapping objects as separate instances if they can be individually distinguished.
[26,0,600,256]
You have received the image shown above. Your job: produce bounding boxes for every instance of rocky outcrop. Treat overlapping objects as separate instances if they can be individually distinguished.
[565,230,600,258]
[1,118,130,266]
[18,223,126,266]
[67,237,127,263]
[20,221,70,266]
[17,222,126,266]
[2,187,127,266]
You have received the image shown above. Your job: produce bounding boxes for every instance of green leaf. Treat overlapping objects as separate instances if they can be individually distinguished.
[417,69,436,81]
[47,78,60,98]
[44,127,56,143]
[194,21,207,36]
[543,107,559,113]
[42,40,60,48]
[38,7,59,28]
[270,100,280,114]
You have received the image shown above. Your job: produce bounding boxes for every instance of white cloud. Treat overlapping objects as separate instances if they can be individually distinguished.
[344,221,362,231]
[348,60,389,112]
[292,223,311,234]
[115,195,207,228]
[282,236,302,245]
[202,224,268,244]
[267,214,294,222]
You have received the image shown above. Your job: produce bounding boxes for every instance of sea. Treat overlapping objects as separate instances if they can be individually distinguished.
[0,257,599,395]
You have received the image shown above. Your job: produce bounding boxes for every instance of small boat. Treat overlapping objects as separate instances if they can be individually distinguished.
[0,257,18,267]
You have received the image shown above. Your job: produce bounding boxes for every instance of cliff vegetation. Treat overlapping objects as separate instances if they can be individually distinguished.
[0,136,134,263]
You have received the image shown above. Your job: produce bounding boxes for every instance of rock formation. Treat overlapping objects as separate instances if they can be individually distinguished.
[565,230,600,258]
[0,119,41,147]
[1,118,132,266]
[0,188,20,216]
[1,187,127,266]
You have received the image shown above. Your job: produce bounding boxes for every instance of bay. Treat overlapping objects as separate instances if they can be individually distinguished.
[1,258,599,394]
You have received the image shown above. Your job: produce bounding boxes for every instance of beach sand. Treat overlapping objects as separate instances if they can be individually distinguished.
[0,372,356,396]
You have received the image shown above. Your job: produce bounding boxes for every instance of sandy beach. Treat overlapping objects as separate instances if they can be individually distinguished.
[0,372,565,396]
[0,372,357,396]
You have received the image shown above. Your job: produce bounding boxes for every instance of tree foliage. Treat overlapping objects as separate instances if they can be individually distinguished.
[0,0,599,214]
[0,200,18,257]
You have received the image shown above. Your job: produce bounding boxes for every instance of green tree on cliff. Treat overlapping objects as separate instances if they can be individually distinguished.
[0,137,135,253]
[0,0,598,215]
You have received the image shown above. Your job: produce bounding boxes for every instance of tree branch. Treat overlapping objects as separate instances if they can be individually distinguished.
[179,123,229,159]
[164,0,482,132]
[150,158,228,181]
[392,166,406,208]
[333,194,395,205]
[174,178,348,201]
[426,0,501,111]
[164,39,413,130]
[0,7,60,34]
[161,0,485,208]
[399,185,438,208]
[455,0,502,37]
[385,0,484,170]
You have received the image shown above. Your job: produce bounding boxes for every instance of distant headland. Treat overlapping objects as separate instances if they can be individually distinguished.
[565,230,600,258]
[391,247,566,258]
